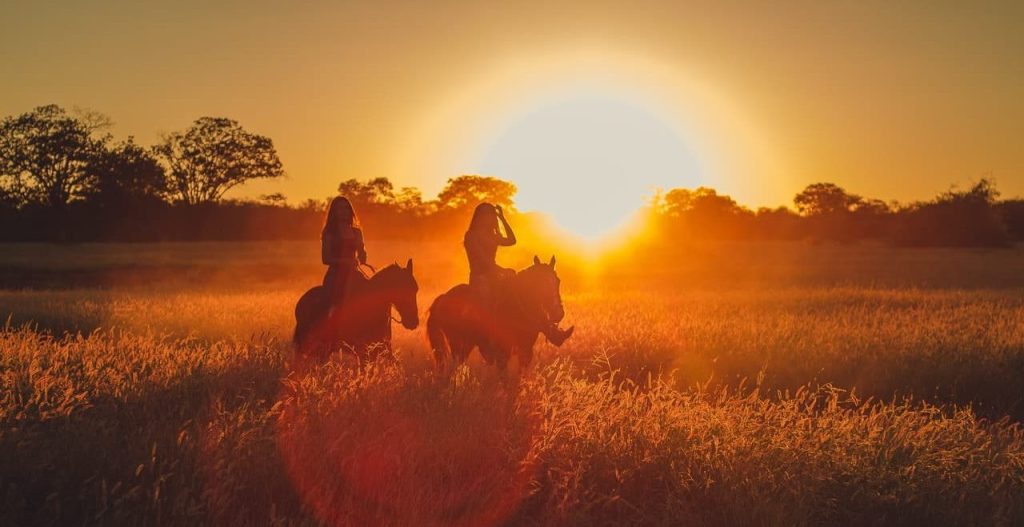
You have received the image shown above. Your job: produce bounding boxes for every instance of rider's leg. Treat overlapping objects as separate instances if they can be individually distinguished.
[324,265,349,320]
[323,266,336,317]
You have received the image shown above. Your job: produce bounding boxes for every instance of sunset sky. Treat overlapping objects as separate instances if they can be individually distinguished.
[3,1,1022,232]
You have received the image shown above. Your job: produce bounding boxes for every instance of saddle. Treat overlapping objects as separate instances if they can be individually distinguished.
[327,264,371,311]
[468,268,515,310]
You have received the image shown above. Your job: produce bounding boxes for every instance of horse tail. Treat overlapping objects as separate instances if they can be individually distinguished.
[293,288,308,343]
[426,299,451,372]
[293,316,306,348]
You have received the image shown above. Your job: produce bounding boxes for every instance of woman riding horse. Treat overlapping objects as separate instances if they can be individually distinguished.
[294,196,419,363]
[463,203,572,346]
[428,254,570,374]
[322,197,367,313]
[294,260,419,363]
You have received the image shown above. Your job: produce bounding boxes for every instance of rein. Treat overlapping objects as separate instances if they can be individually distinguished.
[369,264,409,326]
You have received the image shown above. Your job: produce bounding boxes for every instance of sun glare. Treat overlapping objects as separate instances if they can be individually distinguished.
[469,88,700,240]
[400,50,782,240]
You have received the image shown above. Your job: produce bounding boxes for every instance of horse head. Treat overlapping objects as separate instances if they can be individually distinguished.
[374,258,419,330]
[522,254,566,325]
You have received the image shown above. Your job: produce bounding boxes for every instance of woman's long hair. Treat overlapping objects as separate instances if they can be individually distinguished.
[467,203,499,235]
[322,196,359,239]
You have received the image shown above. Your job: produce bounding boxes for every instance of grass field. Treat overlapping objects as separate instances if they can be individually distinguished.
[3,241,1024,525]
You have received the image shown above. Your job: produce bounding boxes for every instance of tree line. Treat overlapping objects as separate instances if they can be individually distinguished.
[1,104,1021,246]
[648,179,1022,246]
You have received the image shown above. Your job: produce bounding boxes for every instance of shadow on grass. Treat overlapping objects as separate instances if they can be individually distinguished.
[0,359,304,526]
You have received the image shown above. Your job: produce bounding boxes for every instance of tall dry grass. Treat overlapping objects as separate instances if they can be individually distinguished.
[3,327,1024,525]
[5,283,1023,414]
[3,241,1024,525]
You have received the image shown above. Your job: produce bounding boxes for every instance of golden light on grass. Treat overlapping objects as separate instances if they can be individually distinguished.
[5,243,1024,524]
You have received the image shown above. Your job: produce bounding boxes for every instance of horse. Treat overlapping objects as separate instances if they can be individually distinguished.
[293,259,419,364]
[427,255,571,375]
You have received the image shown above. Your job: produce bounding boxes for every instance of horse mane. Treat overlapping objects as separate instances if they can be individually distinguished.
[515,262,550,284]
[369,263,402,281]
[507,263,553,317]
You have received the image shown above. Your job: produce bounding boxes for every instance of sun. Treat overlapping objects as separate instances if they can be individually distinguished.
[399,52,783,239]
[468,87,701,240]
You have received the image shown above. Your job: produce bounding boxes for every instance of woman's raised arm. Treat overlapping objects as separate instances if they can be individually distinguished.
[496,206,516,246]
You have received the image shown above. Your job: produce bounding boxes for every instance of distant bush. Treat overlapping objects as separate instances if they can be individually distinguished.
[894,179,1010,247]
[998,199,1024,241]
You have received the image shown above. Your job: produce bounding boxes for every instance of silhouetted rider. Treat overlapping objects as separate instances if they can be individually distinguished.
[463,203,572,345]
[465,203,517,287]
[322,197,367,313]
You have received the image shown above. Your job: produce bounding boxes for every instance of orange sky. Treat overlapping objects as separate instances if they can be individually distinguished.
[3,0,1023,211]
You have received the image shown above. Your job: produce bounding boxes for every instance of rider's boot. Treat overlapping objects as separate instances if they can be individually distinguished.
[542,323,574,346]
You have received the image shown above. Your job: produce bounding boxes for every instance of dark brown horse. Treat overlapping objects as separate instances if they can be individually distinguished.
[427,255,571,374]
[293,259,419,363]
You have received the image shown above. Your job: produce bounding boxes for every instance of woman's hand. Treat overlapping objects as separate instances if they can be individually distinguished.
[495,205,516,246]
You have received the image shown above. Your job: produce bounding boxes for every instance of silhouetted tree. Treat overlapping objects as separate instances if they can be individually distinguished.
[259,193,288,206]
[297,198,326,213]
[393,186,425,213]
[794,183,873,241]
[653,187,754,239]
[436,175,517,210]
[332,177,434,238]
[658,187,743,217]
[998,199,1024,241]
[895,179,1009,247]
[853,198,891,216]
[338,177,397,206]
[794,183,862,216]
[753,206,803,239]
[848,198,893,239]
[0,179,18,209]
[85,138,167,208]
[153,117,284,204]
[1,100,1017,247]
[0,104,109,209]
[338,177,426,213]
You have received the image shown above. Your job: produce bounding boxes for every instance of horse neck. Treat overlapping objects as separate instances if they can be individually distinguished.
[506,271,546,330]
[367,267,399,308]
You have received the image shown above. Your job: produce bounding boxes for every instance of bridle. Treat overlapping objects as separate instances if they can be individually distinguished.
[369,264,414,327]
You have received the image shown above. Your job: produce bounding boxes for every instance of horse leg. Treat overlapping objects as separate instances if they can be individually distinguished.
[427,311,452,373]
[493,347,511,379]
[519,343,535,370]
[449,337,472,369]
[476,336,497,364]
[299,324,331,365]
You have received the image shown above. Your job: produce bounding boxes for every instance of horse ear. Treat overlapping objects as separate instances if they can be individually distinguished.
[533,255,541,265]
[549,255,556,268]
[406,258,413,272]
